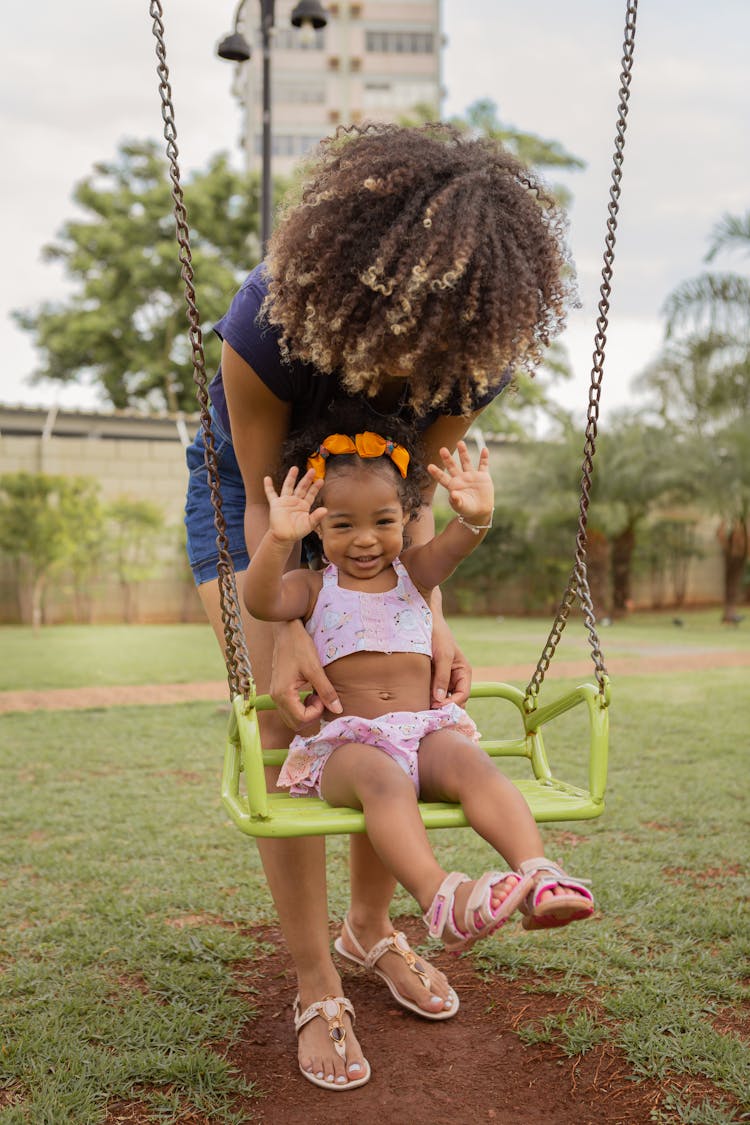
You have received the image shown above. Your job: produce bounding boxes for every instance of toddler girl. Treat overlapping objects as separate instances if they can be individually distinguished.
[245,418,594,971]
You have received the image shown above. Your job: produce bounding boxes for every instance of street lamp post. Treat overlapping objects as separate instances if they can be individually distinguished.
[217,0,328,253]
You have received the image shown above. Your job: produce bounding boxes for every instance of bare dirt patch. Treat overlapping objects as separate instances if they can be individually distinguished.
[102,918,744,1124]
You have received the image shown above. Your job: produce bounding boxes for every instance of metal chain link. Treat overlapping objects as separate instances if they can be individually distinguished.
[525,0,639,706]
[149,0,253,701]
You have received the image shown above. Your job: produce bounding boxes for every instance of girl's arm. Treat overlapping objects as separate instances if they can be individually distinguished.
[243,536,314,623]
[404,441,494,591]
[405,414,486,707]
[222,342,343,724]
[244,469,325,622]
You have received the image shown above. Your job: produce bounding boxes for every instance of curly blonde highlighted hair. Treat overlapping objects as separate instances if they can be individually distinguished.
[265,122,574,417]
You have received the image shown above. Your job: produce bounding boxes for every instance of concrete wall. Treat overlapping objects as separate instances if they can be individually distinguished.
[0,406,204,624]
[0,405,729,623]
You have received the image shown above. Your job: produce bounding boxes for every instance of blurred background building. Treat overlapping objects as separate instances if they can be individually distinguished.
[232,0,443,175]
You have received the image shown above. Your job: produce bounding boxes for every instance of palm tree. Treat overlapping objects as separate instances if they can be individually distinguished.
[641,212,750,619]
[663,210,750,338]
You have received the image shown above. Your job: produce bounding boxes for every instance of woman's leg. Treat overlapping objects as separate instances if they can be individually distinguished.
[344,834,454,1015]
[198,576,366,1086]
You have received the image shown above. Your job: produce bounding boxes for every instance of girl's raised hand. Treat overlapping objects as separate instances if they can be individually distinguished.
[263,467,327,542]
[427,440,494,523]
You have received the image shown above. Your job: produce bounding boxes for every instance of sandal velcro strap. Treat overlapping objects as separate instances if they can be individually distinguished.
[516,858,594,929]
[423,871,471,942]
[461,870,531,937]
[518,859,593,901]
[293,995,354,1060]
[424,870,534,952]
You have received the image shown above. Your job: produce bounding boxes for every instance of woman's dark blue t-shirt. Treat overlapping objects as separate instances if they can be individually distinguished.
[210,264,510,437]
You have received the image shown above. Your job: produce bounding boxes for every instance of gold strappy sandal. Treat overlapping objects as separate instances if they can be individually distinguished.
[293,994,371,1091]
[334,916,459,1019]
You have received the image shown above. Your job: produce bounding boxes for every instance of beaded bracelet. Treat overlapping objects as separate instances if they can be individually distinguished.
[457,514,493,535]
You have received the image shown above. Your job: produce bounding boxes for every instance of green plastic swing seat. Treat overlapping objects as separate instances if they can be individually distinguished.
[221,679,610,839]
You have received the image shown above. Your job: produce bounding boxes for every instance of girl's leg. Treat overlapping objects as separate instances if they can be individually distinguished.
[419,729,545,867]
[418,730,590,918]
[198,577,366,1087]
[321,743,457,914]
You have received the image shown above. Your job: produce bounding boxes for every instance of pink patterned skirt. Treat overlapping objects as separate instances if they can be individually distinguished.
[278,703,480,798]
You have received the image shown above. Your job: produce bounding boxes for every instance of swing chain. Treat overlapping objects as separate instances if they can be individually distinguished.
[525,0,638,708]
[149,0,254,702]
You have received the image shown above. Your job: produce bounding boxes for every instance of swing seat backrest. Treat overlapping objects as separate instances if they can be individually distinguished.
[221,680,609,839]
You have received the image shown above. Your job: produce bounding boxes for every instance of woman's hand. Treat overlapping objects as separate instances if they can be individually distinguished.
[270,619,343,729]
[430,610,472,708]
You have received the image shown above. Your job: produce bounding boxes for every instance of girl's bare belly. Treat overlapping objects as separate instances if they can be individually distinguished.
[324,650,433,720]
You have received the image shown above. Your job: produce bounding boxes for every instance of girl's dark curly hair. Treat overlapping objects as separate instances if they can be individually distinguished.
[277,399,429,523]
[265,122,574,417]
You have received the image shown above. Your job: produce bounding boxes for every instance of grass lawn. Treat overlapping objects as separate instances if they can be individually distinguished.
[0,624,227,692]
[0,608,746,692]
[0,618,748,1122]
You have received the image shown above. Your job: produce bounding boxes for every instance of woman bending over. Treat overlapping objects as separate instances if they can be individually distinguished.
[185,121,577,1090]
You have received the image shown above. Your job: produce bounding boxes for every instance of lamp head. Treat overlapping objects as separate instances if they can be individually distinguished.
[217,30,252,61]
[290,0,328,31]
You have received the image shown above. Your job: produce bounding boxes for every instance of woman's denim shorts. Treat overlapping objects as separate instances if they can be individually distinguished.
[184,410,250,585]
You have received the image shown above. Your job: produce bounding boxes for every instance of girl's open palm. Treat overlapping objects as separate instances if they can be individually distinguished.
[263,468,327,542]
[427,441,494,521]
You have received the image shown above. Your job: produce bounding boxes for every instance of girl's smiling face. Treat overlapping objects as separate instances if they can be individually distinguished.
[316,464,409,579]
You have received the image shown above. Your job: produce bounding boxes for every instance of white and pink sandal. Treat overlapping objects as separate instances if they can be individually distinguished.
[517,859,595,930]
[423,870,532,952]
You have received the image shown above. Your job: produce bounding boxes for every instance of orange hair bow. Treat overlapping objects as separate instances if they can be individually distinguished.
[307,431,410,480]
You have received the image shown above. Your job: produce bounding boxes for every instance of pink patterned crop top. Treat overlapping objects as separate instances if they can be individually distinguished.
[306,559,433,667]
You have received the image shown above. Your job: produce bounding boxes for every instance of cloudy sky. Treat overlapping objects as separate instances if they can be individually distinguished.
[2,0,748,423]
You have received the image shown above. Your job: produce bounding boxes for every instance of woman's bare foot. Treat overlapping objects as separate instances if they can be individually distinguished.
[296,970,369,1088]
[338,913,456,1017]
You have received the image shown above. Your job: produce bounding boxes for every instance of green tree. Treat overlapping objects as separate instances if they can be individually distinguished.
[693,420,749,621]
[13,141,274,412]
[107,498,165,623]
[474,345,576,441]
[494,414,692,617]
[61,479,108,623]
[589,417,695,613]
[637,343,750,619]
[0,473,89,630]
[401,97,584,191]
[633,518,702,609]
[457,98,584,186]
[640,214,750,619]
[663,210,750,338]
